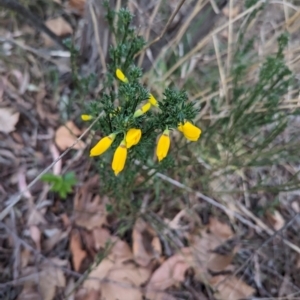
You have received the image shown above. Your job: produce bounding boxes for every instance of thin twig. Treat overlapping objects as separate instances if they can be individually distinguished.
[226,0,234,72]
[209,0,220,14]
[212,34,228,104]
[89,2,107,73]
[138,0,162,67]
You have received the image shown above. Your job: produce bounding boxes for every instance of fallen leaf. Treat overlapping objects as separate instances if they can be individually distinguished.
[208,217,234,240]
[132,218,162,267]
[100,263,150,300]
[43,17,73,46]
[207,252,235,273]
[68,0,86,15]
[27,198,47,226]
[211,275,255,300]
[74,176,108,230]
[20,258,67,300]
[55,121,85,151]
[267,210,285,231]
[83,237,146,300]
[0,107,19,133]
[107,238,133,263]
[84,256,150,300]
[190,222,236,277]
[187,217,253,299]
[60,213,71,228]
[83,259,115,291]
[17,286,40,300]
[75,289,100,300]
[145,248,192,300]
[93,227,111,250]
[20,248,31,268]
[70,229,87,271]
[29,225,41,251]
[43,228,70,252]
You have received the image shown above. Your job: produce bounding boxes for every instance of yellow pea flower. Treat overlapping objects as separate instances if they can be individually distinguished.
[90,133,116,157]
[178,121,201,142]
[142,102,151,113]
[112,139,127,175]
[156,129,170,162]
[126,128,142,148]
[133,102,151,118]
[148,94,158,106]
[81,114,93,121]
[116,68,128,83]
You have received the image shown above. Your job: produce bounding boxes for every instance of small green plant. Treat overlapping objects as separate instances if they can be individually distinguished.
[75,5,201,200]
[41,172,77,199]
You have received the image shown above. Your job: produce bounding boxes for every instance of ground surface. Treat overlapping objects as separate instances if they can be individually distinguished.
[1,0,300,299]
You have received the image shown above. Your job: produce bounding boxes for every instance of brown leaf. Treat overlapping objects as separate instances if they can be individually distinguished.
[20,248,31,268]
[188,219,237,282]
[187,218,253,299]
[27,198,47,226]
[75,289,101,300]
[68,0,86,15]
[0,107,19,133]
[83,237,145,300]
[20,258,67,300]
[74,177,108,230]
[210,275,255,300]
[100,264,150,300]
[207,253,235,273]
[108,238,133,263]
[17,286,40,300]
[84,257,150,300]
[70,229,87,272]
[43,17,73,46]
[29,225,41,251]
[93,227,111,250]
[55,121,85,151]
[43,228,70,252]
[132,218,162,267]
[145,248,192,300]
[208,217,234,240]
[267,210,285,231]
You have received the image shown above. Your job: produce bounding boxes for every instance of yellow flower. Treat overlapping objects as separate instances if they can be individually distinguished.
[133,102,151,118]
[81,114,93,121]
[156,129,170,162]
[90,133,116,157]
[142,102,151,113]
[116,68,128,83]
[126,128,142,148]
[178,121,201,141]
[148,94,158,106]
[112,139,127,175]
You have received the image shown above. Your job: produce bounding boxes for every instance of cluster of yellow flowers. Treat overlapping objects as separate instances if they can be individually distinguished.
[81,69,201,175]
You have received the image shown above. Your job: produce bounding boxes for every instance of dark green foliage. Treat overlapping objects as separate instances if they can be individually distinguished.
[71,5,199,201]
